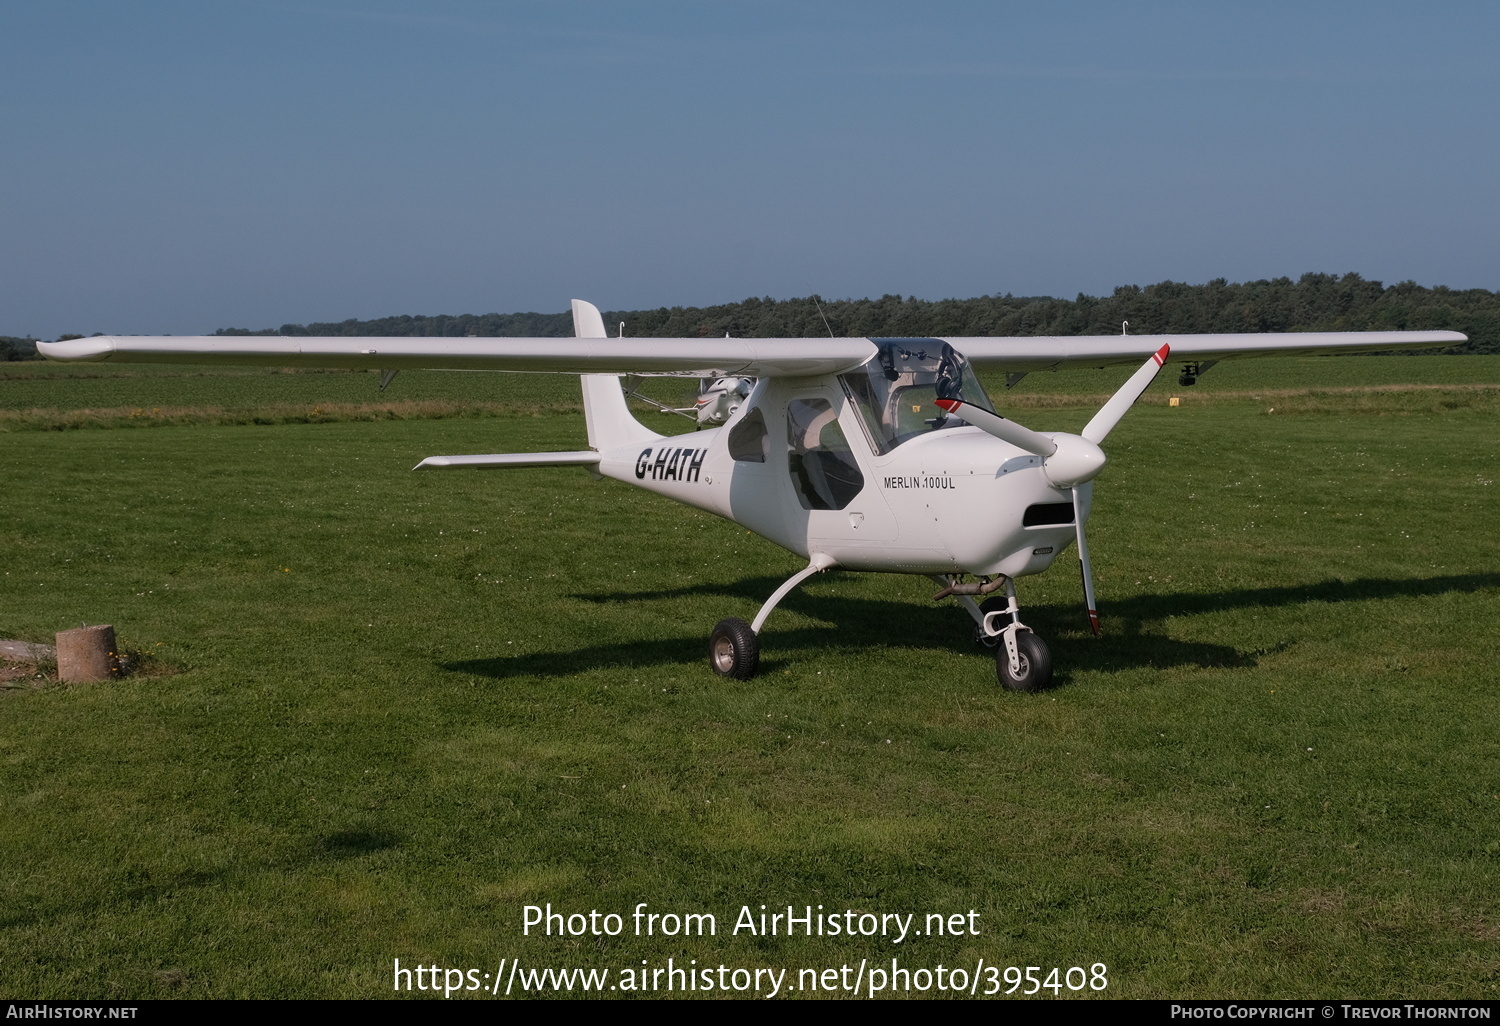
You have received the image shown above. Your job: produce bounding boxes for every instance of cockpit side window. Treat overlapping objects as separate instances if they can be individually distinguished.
[786,398,864,510]
[840,339,995,454]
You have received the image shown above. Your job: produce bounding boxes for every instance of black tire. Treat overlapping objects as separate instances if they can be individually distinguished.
[974,596,1013,648]
[709,617,759,680]
[996,630,1052,693]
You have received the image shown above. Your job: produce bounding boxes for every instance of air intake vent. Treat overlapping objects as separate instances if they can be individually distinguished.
[1022,502,1074,527]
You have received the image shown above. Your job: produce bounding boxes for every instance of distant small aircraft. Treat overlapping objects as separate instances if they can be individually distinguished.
[40,305,1464,690]
[623,374,753,427]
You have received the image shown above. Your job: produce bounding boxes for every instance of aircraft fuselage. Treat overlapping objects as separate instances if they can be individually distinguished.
[595,377,1084,578]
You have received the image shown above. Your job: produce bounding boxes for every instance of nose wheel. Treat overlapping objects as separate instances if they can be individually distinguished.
[996,629,1051,692]
[936,574,1054,692]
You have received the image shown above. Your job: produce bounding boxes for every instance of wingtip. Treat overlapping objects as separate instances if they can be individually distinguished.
[36,337,115,362]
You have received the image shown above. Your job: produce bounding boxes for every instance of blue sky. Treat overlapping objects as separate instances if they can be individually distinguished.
[3,1,1497,337]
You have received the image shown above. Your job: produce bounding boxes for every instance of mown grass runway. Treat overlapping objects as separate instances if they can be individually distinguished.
[2,357,1497,998]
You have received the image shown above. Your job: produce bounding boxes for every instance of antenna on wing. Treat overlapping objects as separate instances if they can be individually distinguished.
[812,295,836,339]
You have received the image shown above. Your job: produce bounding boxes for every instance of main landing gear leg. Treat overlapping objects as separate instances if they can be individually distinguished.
[710,553,837,680]
[932,574,1053,693]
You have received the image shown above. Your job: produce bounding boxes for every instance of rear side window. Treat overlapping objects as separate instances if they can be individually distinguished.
[728,407,769,462]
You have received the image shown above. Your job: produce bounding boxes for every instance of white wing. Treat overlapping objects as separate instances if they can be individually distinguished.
[950,330,1466,371]
[37,295,1465,377]
[36,333,876,378]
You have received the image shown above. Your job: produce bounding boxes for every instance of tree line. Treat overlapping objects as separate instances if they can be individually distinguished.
[1,336,40,360]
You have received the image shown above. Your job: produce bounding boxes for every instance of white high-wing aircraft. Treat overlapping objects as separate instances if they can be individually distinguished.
[39,303,1465,691]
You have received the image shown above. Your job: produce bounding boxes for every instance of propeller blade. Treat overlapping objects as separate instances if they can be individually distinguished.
[1072,486,1100,636]
[1080,342,1171,444]
[933,399,1057,457]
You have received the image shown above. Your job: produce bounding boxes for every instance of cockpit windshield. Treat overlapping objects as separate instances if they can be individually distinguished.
[840,339,996,455]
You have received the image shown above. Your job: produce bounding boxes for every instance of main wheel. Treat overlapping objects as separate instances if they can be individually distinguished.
[996,630,1052,692]
[709,617,759,679]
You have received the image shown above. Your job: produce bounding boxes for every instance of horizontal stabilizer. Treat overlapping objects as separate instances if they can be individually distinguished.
[413,451,601,471]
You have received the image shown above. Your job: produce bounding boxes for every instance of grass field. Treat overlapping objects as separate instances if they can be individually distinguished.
[2,356,1497,999]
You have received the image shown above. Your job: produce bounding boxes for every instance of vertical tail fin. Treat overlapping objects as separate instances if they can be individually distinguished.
[573,300,662,451]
